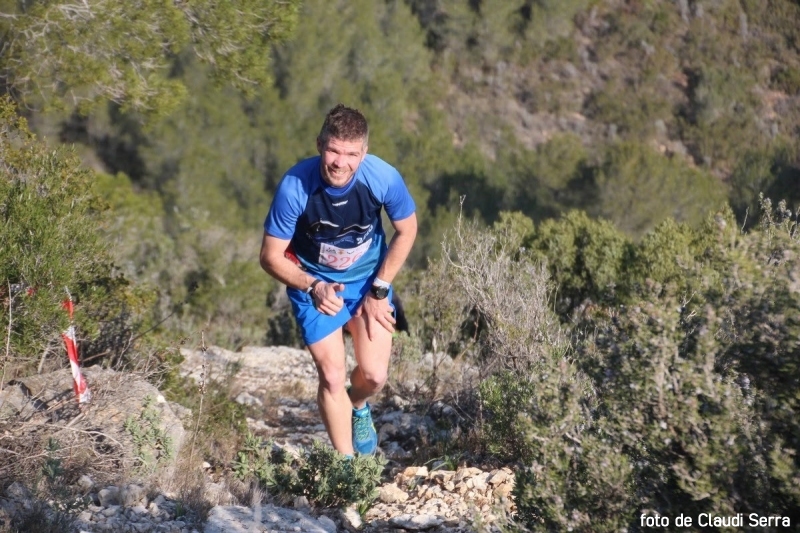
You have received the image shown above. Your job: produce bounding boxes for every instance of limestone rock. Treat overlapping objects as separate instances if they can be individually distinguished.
[317,514,338,533]
[4,482,30,501]
[2,344,517,532]
[120,483,146,507]
[97,486,120,507]
[77,475,95,493]
[180,345,317,396]
[205,504,336,533]
[235,391,263,407]
[389,513,444,530]
[487,470,510,486]
[339,505,364,533]
[379,483,409,504]
[0,367,186,479]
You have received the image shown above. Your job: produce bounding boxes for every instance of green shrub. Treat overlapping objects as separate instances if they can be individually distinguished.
[771,65,800,95]
[583,84,671,140]
[590,142,728,237]
[507,134,591,221]
[2,0,299,114]
[233,436,384,508]
[0,97,155,375]
[123,395,176,473]
[511,429,634,533]
[95,168,279,351]
[729,143,800,225]
[523,210,630,317]
[434,213,633,530]
[573,198,799,524]
[576,299,769,521]
[429,199,800,529]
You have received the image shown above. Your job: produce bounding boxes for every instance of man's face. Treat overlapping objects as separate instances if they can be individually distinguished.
[317,136,367,188]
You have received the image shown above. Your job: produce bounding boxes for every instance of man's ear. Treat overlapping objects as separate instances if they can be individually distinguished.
[361,144,369,161]
[316,137,323,154]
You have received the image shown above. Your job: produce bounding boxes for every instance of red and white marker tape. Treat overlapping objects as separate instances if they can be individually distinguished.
[62,295,91,404]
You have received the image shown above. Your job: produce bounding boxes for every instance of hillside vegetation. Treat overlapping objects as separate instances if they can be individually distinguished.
[2,0,800,531]
[4,0,798,348]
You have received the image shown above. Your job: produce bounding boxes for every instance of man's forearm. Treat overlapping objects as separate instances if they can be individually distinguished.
[375,216,417,283]
[261,256,316,291]
[260,235,316,291]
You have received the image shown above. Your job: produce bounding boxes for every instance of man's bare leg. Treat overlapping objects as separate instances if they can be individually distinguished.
[307,328,353,455]
[347,313,393,409]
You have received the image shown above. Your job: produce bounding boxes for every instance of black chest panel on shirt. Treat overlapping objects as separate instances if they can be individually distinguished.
[292,179,383,261]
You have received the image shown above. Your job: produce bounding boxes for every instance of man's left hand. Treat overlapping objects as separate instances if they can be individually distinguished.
[355,293,396,341]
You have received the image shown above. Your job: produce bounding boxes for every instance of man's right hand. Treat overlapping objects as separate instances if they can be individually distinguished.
[311,281,345,316]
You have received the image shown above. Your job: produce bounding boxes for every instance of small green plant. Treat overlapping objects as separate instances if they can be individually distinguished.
[41,438,64,481]
[232,433,276,487]
[233,436,385,508]
[123,395,175,472]
[423,448,464,473]
[6,438,93,527]
[356,499,372,521]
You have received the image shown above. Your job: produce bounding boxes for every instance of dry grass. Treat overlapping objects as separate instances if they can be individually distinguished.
[399,208,565,400]
[0,413,126,492]
[0,501,76,533]
[440,213,565,376]
[154,451,215,520]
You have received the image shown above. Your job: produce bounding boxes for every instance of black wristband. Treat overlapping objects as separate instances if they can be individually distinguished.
[306,279,322,294]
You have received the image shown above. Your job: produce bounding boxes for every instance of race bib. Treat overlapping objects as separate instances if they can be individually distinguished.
[318,238,372,270]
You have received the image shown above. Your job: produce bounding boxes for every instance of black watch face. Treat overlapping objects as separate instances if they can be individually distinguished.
[371,285,389,299]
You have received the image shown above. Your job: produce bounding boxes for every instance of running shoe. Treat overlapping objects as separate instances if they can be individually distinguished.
[352,403,378,455]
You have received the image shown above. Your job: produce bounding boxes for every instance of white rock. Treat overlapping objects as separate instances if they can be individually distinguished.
[339,505,363,533]
[293,495,310,510]
[235,391,263,407]
[379,483,409,504]
[102,505,121,517]
[5,482,30,500]
[487,469,510,485]
[98,486,120,507]
[121,483,147,507]
[316,514,337,533]
[130,504,148,515]
[389,513,444,530]
[77,474,94,492]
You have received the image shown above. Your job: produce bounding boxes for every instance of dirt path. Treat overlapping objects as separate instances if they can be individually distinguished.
[180,345,517,532]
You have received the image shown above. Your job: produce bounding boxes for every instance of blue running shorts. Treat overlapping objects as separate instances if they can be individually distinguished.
[287,277,395,346]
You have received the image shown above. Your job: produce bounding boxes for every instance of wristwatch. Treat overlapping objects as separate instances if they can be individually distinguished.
[370,284,390,300]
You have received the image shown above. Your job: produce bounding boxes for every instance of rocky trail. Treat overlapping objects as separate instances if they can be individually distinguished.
[0,345,517,532]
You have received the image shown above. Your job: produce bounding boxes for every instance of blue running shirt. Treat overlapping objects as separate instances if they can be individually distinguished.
[264,154,416,284]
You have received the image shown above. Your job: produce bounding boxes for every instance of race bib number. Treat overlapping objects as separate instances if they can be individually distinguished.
[318,239,372,270]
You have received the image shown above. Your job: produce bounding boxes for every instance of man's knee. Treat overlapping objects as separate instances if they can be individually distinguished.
[317,363,348,392]
[359,368,388,391]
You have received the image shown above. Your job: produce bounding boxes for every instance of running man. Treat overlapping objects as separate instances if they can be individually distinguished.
[260,104,417,456]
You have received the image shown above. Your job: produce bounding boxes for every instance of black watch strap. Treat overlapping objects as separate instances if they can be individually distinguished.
[307,279,322,294]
